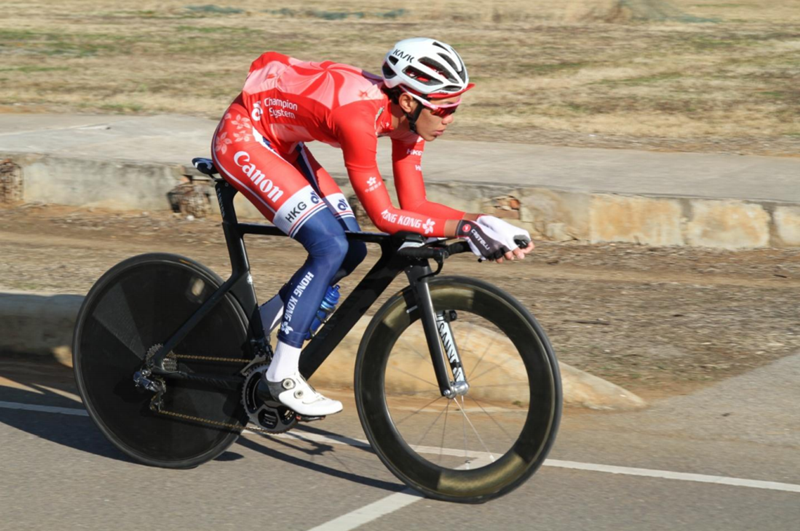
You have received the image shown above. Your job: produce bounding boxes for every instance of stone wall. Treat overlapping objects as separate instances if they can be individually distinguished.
[2,152,798,249]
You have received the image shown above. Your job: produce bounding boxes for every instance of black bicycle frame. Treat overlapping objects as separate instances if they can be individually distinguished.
[149,178,457,397]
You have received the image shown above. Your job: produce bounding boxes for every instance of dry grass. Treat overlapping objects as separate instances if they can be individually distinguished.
[0,0,798,155]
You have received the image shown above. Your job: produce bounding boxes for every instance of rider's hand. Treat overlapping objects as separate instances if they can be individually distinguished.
[476,215,534,262]
[456,220,510,262]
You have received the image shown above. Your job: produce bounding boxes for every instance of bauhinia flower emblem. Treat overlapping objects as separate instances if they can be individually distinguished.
[233,130,253,143]
[230,114,252,130]
[215,132,232,154]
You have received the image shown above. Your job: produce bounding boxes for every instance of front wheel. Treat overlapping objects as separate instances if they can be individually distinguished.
[355,276,561,503]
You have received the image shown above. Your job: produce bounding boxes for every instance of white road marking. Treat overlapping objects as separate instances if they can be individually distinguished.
[0,400,89,417]
[251,429,800,494]
[2,400,799,496]
[305,489,422,531]
[545,460,800,493]
[301,452,490,531]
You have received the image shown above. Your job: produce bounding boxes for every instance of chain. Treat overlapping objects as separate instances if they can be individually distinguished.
[172,354,252,364]
[147,354,280,435]
[149,394,283,435]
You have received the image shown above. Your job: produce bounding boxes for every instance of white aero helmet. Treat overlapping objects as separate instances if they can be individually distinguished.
[382,37,474,98]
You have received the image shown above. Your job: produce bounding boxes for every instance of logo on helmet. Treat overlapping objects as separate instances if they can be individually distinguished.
[392,49,415,62]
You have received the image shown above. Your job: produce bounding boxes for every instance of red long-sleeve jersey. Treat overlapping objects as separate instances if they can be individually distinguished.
[239,52,464,236]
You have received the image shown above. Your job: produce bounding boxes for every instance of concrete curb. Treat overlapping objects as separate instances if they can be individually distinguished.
[2,153,182,211]
[0,291,83,366]
[0,291,646,411]
[3,151,799,249]
[373,178,800,249]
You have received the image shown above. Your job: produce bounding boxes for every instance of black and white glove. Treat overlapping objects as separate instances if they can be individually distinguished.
[456,220,510,261]
[476,215,532,250]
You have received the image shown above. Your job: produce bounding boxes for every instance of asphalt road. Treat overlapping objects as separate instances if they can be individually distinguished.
[0,354,798,531]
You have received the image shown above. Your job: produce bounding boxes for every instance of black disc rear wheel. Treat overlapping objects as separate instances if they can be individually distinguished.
[73,253,250,468]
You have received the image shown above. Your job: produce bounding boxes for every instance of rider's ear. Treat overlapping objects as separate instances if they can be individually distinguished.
[398,93,417,114]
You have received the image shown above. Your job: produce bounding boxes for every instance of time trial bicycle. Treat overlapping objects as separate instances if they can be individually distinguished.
[72,157,562,504]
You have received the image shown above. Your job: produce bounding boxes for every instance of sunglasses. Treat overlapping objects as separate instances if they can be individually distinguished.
[401,87,461,117]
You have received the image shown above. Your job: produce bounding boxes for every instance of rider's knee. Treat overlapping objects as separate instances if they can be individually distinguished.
[310,231,349,272]
[331,239,367,284]
[344,240,367,272]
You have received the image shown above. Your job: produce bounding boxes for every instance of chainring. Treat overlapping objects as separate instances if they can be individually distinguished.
[241,364,297,434]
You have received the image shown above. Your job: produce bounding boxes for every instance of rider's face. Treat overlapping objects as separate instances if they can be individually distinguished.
[415,95,459,141]
[399,93,461,142]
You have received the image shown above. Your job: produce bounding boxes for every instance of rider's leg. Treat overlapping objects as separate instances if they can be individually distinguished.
[273,211,349,349]
[211,109,344,415]
[258,144,368,333]
[294,144,367,283]
[265,210,348,416]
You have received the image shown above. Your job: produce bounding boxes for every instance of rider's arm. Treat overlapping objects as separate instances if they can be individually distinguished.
[333,105,455,237]
[332,104,531,261]
[391,137,468,220]
[389,133,533,261]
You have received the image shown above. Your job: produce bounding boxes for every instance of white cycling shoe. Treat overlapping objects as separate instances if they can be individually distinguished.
[265,372,343,417]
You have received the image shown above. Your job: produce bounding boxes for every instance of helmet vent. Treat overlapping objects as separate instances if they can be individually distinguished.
[440,84,463,93]
[403,66,437,86]
[437,53,461,75]
[382,62,397,79]
[419,58,457,83]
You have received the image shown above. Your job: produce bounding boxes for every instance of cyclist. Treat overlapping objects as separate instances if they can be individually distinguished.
[211,37,534,417]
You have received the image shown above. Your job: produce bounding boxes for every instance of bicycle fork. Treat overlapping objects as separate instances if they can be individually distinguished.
[406,264,469,399]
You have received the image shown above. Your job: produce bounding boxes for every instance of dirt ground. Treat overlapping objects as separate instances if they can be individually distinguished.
[1,204,798,401]
[2,0,799,157]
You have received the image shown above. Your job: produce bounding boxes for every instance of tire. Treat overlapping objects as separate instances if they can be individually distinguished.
[73,253,250,469]
[355,276,561,503]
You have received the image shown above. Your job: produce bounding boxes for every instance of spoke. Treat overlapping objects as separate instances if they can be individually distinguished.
[454,322,474,357]
[468,396,518,444]
[454,395,496,465]
[413,399,451,450]
[468,382,529,388]
[388,366,438,389]
[459,395,530,413]
[398,332,430,361]
[387,389,444,397]
[470,356,517,384]
[462,396,468,468]
[466,335,495,380]
[392,395,444,426]
[439,399,451,465]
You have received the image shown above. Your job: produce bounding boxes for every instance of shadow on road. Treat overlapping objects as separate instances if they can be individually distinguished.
[1,356,401,492]
[237,434,403,493]
[0,379,134,464]
[295,423,375,454]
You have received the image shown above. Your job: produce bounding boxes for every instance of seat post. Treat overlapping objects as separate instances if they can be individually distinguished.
[214,178,238,225]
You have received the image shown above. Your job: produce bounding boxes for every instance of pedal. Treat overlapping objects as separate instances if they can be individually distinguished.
[296,414,326,423]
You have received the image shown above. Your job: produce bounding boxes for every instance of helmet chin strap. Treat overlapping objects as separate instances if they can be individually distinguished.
[405,103,425,134]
